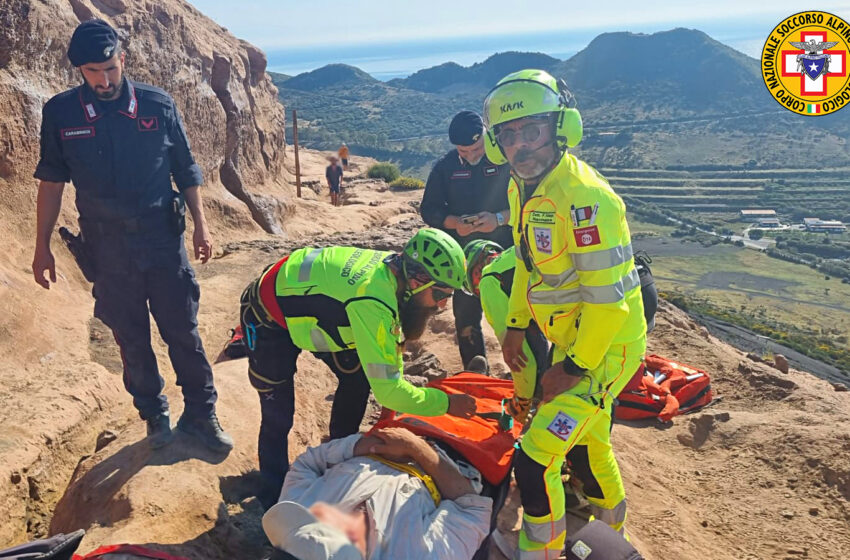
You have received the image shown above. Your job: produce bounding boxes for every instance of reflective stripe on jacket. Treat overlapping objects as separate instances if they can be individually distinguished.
[506,153,646,371]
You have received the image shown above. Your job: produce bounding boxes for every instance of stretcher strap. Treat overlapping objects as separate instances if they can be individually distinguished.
[367,454,441,505]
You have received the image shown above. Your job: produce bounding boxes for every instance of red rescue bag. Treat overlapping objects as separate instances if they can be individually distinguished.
[370,372,521,485]
[615,354,713,422]
[74,544,189,560]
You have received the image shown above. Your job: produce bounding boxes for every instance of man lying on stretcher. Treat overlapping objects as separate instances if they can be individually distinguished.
[262,373,519,560]
[263,427,491,560]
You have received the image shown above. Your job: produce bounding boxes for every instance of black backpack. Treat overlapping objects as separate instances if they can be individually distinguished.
[634,252,658,333]
[0,531,84,560]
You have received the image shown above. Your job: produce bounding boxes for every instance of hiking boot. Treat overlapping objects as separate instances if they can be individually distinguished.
[177,412,234,453]
[146,413,174,449]
[466,355,489,374]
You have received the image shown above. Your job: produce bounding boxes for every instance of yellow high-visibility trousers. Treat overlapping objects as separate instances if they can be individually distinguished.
[514,340,644,560]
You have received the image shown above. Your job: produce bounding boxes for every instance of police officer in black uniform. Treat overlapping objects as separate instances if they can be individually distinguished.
[420,110,513,369]
[31,20,233,452]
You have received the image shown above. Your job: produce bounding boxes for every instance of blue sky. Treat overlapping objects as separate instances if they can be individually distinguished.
[188,1,850,77]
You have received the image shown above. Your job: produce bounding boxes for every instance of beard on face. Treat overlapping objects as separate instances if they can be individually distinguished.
[400,294,438,341]
[463,154,483,166]
[511,145,555,180]
[94,86,117,100]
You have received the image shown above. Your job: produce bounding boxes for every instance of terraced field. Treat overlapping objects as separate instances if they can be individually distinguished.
[606,168,850,221]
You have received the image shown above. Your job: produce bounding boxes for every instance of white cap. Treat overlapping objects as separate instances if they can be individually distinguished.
[262,501,362,560]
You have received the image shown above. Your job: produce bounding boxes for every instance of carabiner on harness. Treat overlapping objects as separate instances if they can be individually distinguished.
[245,322,257,351]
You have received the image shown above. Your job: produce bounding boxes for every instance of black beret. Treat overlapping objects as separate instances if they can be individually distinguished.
[449,110,485,146]
[67,19,119,67]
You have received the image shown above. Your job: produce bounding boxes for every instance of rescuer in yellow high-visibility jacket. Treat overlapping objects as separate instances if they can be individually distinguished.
[483,69,646,559]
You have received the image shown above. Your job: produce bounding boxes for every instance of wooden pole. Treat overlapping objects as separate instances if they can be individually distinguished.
[293,109,302,198]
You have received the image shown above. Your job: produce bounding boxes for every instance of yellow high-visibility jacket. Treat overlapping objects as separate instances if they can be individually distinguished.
[506,153,645,371]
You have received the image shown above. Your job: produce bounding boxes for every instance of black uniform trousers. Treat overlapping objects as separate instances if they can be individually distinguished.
[453,290,487,368]
[92,245,217,422]
[239,287,371,504]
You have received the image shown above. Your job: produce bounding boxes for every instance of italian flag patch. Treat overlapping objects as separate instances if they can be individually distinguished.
[807,103,820,114]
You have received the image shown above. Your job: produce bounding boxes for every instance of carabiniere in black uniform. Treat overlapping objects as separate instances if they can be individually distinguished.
[420,143,513,367]
[33,38,227,449]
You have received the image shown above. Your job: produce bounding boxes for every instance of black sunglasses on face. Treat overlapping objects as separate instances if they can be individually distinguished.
[431,285,454,302]
[496,121,549,147]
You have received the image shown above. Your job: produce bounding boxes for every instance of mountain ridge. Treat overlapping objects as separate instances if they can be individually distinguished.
[273,27,850,174]
[387,51,561,93]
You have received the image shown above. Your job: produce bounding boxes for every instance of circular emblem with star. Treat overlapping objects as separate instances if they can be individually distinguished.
[761,11,850,116]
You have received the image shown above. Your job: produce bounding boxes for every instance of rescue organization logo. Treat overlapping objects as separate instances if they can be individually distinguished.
[533,227,552,254]
[761,11,850,116]
[547,411,578,441]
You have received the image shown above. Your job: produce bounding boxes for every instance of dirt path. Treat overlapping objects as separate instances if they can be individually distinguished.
[3,155,849,559]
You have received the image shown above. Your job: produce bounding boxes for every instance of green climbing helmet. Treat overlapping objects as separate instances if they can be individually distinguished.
[462,239,503,294]
[482,69,583,165]
[403,228,466,290]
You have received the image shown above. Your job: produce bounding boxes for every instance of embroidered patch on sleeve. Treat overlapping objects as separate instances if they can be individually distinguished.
[528,210,556,224]
[138,116,159,131]
[573,225,601,247]
[61,126,95,140]
[533,227,552,254]
[547,411,578,441]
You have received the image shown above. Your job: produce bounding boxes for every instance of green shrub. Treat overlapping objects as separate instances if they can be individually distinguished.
[389,176,425,190]
[367,162,401,183]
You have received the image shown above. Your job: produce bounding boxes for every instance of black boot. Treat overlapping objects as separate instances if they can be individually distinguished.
[177,412,234,453]
[146,412,174,449]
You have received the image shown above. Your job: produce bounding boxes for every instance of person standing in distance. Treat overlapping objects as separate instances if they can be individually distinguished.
[338,142,350,170]
[420,110,512,371]
[326,155,343,207]
[482,69,646,558]
[31,19,233,453]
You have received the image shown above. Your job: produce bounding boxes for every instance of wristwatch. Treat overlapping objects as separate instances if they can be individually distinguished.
[496,211,505,226]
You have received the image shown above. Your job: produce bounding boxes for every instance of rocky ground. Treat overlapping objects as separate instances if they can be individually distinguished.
[0,151,845,559]
[1,2,842,558]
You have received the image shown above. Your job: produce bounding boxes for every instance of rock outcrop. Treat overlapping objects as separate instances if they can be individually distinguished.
[0,0,287,235]
[0,0,287,547]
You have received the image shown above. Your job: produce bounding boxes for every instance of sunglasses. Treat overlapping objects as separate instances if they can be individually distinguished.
[408,280,454,302]
[431,285,454,302]
[495,121,549,148]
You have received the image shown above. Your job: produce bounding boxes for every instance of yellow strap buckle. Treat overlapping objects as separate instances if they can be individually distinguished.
[367,454,441,506]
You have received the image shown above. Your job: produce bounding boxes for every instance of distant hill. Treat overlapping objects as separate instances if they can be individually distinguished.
[282,63,378,91]
[388,51,560,94]
[268,71,291,83]
[272,28,850,175]
[555,28,771,118]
